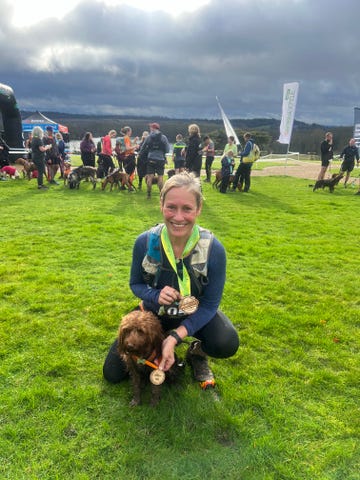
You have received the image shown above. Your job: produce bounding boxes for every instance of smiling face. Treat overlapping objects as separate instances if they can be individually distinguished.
[160,186,202,242]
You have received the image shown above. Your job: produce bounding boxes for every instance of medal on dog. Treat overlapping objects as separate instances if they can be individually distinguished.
[179,296,199,314]
[150,369,165,385]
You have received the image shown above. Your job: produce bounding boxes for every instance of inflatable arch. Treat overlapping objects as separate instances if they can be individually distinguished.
[0,82,26,160]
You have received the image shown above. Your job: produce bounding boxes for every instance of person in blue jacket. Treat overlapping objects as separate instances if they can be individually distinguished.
[103,172,239,388]
[339,138,359,187]
[231,132,255,192]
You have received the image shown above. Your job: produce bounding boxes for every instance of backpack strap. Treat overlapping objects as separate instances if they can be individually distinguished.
[141,224,213,288]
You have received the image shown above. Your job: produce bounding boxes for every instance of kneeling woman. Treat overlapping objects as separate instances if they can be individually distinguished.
[103,172,239,388]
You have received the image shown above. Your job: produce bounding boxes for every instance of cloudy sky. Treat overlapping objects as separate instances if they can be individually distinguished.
[1,0,359,125]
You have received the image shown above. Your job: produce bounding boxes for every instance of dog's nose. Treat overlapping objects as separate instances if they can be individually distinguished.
[125,343,135,353]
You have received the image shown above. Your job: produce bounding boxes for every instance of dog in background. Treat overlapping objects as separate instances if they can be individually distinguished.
[312,173,344,192]
[101,169,136,191]
[68,166,97,189]
[117,310,179,406]
[15,158,37,180]
[63,162,72,186]
[212,170,238,190]
[0,165,20,179]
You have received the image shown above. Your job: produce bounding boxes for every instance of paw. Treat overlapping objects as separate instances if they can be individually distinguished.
[129,398,141,407]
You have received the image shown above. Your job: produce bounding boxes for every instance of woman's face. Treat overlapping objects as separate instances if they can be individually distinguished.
[161,187,201,241]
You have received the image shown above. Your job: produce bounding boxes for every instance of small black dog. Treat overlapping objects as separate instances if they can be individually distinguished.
[312,173,344,193]
[68,166,97,189]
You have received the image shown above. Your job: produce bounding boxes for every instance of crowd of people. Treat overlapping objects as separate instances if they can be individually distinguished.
[1,123,360,195]
[75,123,261,196]
[78,122,230,198]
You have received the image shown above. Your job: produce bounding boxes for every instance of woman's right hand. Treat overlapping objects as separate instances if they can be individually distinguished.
[158,286,181,306]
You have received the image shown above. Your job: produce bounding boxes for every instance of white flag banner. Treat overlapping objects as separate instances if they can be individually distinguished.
[278,82,299,145]
[353,107,360,149]
[216,96,241,146]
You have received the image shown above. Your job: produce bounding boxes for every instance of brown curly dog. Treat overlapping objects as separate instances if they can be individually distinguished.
[117,310,179,407]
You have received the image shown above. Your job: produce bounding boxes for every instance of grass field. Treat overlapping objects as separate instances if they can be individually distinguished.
[0,167,359,479]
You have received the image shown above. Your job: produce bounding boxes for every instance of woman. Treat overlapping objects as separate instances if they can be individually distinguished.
[223,135,238,157]
[31,126,52,189]
[80,132,96,167]
[121,126,137,182]
[98,129,116,177]
[44,126,59,184]
[185,124,202,177]
[103,172,239,387]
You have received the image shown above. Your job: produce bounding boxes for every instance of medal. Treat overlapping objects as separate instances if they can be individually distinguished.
[179,295,199,314]
[150,369,166,385]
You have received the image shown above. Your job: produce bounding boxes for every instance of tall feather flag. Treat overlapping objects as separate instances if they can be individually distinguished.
[216,96,241,148]
[353,107,360,149]
[278,82,299,146]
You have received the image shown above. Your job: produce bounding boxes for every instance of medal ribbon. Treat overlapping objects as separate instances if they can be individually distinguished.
[161,225,200,296]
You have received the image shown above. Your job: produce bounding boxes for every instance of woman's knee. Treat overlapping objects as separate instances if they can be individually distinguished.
[197,311,240,358]
[103,339,129,383]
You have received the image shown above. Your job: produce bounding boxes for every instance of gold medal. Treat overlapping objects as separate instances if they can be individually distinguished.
[179,296,199,314]
[150,369,166,385]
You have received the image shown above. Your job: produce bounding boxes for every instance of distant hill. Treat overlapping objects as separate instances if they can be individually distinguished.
[19,111,352,154]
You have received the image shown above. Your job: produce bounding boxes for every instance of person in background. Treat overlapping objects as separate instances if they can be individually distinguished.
[185,124,202,177]
[136,131,149,190]
[0,135,10,168]
[80,132,96,167]
[43,126,59,185]
[220,150,235,193]
[98,129,116,177]
[114,136,125,171]
[231,132,255,192]
[55,132,66,178]
[139,122,170,199]
[172,134,186,173]
[339,138,359,187]
[121,126,137,183]
[202,135,215,182]
[102,172,239,387]
[25,133,33,160]
[317,132,333,181]
[31,126,52,190]
[223,135,238,158]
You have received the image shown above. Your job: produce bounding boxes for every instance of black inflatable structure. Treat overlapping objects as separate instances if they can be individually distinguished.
[0,82,26,161]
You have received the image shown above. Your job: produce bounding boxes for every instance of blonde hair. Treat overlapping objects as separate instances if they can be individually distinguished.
[32,126,44,139]
[160,172,203,209]
[188,124,200,136]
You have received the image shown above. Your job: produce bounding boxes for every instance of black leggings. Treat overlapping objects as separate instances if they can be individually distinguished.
[102,310,239,383]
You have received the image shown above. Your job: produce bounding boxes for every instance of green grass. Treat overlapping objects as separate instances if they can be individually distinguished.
[0,170,359,479]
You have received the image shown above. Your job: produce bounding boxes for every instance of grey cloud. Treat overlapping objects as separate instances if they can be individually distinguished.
[1,0,360,124]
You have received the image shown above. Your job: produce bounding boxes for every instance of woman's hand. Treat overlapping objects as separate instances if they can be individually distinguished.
[158,286,180,306]
[158,335,177,371]
[158,325,187,372]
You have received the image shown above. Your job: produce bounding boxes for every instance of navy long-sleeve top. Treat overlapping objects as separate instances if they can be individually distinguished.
[129,229,226,336]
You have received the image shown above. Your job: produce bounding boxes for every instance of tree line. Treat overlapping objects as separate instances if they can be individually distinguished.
[22,112,353,155]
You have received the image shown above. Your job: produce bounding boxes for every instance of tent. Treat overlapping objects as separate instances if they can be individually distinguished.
[22,111,69,134]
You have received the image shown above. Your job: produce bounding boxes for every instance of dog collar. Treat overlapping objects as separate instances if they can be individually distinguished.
[132,352,162,370]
